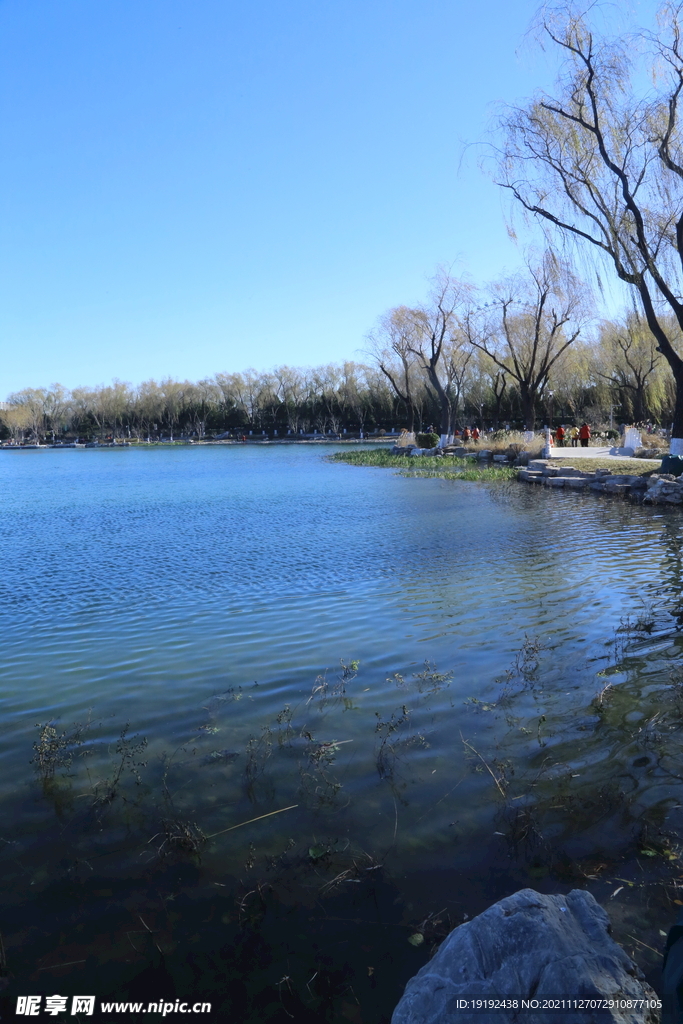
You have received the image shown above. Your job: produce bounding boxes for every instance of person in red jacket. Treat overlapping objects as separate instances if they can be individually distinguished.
[462,427,471,442]
[472,426,480,441]
[579,423,591,447]
[555,425,566,447]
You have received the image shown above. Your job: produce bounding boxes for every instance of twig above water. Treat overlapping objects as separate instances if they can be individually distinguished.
[460,734,507,800]
[38,960,86,971]
[206,804,299,839]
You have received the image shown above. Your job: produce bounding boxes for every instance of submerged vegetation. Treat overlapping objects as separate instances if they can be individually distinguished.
[4,620,683,1018]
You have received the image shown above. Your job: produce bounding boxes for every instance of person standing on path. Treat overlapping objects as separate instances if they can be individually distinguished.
[579,423,591,447]
[570,426,579,448]
[555,425,566,447]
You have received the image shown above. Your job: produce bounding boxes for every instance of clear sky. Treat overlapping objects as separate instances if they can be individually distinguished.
[0,0,659,394]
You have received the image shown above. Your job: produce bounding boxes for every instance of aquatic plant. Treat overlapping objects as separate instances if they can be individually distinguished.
[306,658,359,710]
[32,722,77,783]
[374,705,411,780]
[93,725,148,805]
[16,625,683,1018]
[299,735,349,808]
[244,725,273,784]
[153,817,206,858]
[413,661,453,694]
[274,704,294,746]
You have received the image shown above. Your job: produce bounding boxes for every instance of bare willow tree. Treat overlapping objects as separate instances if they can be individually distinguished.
[404,271,473,440]
[465,252,587,430]
[498,1,683,450]
[7,388,48,442]
[595,313,665,422]
[367,306,424,432]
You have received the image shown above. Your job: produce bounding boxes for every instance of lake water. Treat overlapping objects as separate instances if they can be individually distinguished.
[1,444,682,1021]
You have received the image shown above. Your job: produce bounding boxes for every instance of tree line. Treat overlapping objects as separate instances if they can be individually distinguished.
[0,296,675,441]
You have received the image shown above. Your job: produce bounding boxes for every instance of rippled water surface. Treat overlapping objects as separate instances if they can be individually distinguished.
[1,444,683,1020]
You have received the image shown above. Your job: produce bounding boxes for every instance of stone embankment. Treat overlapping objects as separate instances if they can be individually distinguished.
[520,460,682,504]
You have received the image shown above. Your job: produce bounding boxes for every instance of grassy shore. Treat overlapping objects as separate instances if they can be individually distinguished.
[330,448,665,481]
[550,456,662,475]
[329,448,517,481]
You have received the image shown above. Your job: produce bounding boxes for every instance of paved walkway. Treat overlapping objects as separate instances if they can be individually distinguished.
[547,446,615,458]
[546,446,659,460]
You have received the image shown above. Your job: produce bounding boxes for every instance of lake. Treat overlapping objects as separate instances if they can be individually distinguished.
[0,443,682,1021]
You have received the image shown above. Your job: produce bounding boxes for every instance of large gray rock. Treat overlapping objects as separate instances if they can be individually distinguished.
[644,476,683,503]
[392,888,660,1024]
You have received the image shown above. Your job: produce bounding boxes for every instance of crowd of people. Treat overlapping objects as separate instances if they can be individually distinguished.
[424,421,668,447]
[432,423,593,446]
[552,424,592,447]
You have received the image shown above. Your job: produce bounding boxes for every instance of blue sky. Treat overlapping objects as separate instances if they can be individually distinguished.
[0,0,657,394]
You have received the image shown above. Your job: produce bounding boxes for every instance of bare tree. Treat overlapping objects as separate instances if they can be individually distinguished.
[404,271,473,439]
[339,362,373,435]
[272,366,308,434]
[135,380,165,439]
[465,349,508,428]
[310,365,343,434]
[0,403,32,442]
[595,313,666,422]
[465,253,587,430]
[184,379,219,437]
[213,373,246,430]
[367,307,423,432]
[7,388,48,441]
[42,384,72,441]
[498,2,683,449]
[551,341,599,424]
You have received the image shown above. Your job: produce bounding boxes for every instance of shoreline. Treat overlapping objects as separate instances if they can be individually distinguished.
[0,437,396,450]
[328,447,683,507]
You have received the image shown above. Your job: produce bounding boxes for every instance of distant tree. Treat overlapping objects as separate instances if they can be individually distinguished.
[0,403,33,442]
[6,388,48,441]
[310,365,344,434]
[465,252,587,431]
[213,373,246,430]
[338,362,372,434]
[135,380,165,439]
[184,380,219,437]
[550,341,599,425]
[595,313,667,423]
[368,307,425,432]
[404,271,473,438]
[272,367,307,434]
[42,384,72,440]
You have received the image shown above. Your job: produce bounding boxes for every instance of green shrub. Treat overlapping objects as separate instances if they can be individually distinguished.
[416,432,439,449]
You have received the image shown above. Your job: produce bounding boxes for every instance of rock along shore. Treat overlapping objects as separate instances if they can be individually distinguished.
[519,460,683,505]
[391,888,660,1024]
